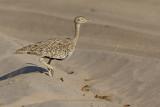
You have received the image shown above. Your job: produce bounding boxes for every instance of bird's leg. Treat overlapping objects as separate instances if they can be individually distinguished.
[47,58,52,64]
[39,57,53,76]
[47,58,64,82]
[47,58,54,76]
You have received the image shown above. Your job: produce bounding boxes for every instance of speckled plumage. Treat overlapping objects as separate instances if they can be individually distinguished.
[15,38,76,59]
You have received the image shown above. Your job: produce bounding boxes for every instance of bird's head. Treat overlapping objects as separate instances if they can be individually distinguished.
[74,16,93,24]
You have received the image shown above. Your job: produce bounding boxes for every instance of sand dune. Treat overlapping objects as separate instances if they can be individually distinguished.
[1,33,160,107]
[0,0,160,107]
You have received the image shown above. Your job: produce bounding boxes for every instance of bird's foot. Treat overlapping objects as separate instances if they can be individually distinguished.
[46,68,63,82]
[47,67,54,76]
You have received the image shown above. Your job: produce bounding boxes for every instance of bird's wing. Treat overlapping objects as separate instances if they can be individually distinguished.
[14,38,61,56]
[41,38,73,58]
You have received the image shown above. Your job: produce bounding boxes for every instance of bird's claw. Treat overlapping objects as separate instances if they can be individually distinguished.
[47,67,54,76]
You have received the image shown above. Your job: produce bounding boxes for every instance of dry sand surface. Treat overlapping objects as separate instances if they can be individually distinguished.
[0,0,160,107]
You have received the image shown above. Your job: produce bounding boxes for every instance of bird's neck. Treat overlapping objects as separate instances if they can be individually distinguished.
[72,23,81,42]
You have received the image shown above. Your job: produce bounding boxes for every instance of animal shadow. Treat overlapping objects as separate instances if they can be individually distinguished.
[0,66,48,81]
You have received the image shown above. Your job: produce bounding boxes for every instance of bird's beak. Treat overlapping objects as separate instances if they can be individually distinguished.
[86,18,94,22]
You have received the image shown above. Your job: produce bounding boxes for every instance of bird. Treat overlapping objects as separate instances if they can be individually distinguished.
[14,16,93,77]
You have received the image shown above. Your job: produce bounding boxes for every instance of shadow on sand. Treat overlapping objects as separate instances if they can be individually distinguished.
[0,66,48,81]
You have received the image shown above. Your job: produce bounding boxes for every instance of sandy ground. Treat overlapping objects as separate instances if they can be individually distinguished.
[0,0,160,107]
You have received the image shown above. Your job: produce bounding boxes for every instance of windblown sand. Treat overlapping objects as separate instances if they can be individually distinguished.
[0,0,160,107]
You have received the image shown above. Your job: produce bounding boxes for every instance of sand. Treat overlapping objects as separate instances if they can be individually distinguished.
[0,0,160,107]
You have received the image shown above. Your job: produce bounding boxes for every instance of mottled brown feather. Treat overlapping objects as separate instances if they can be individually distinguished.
[15,38,76,59]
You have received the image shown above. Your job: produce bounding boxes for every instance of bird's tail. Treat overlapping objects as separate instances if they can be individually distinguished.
[14,45,35,55]
[14,47,29,54]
